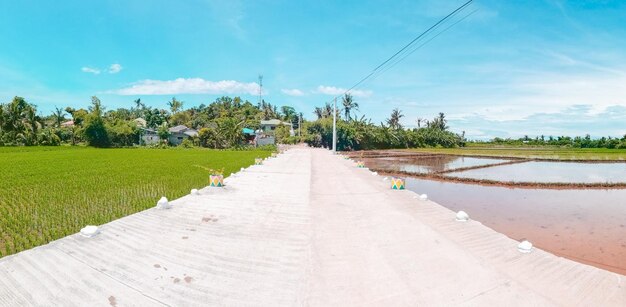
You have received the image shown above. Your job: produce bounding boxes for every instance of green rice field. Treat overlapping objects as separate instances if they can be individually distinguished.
[0,146,272,257]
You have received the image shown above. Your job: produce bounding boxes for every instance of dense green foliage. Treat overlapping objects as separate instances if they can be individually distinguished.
[0,146,272,257]
[0,95,298,148]
[476,134,626,149]
[409,146,626,160]
[6,92,621,151]
[303,112,465,150]
[304,94,464,150]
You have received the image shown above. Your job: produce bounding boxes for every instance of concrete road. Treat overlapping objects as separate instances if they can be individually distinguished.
[0,147,624,306]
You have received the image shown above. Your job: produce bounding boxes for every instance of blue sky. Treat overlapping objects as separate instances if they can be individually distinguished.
[1,0,625,139]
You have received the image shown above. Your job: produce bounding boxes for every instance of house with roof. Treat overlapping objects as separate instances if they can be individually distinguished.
[141,128,160,145]
[134,118,147,128]
[60,120,74,128]
[260,119,295,136]
[168,125,198,145]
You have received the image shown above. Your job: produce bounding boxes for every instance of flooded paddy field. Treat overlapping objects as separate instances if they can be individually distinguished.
[406,178,626,275]
[362,153,626,275]
[366,155,510,174]
[445,161,626,184]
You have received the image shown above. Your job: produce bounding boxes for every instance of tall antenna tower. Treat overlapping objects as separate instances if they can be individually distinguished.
[258,75,263,106]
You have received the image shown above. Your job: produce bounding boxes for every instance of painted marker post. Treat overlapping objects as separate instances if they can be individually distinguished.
[356,161,365,168]
[391,177,405,190]
[209,174,224,187]
[255,158,263,165]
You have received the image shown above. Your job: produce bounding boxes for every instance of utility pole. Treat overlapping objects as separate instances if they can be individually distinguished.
[258,75,263,106]
[332,96,337,153]
[298,114,301,138]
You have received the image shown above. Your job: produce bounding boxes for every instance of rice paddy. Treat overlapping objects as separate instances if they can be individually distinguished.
[405,146,626,161]
[0,146,271,257]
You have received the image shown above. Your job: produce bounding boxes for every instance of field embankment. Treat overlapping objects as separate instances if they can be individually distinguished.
[404,146,626,161]
[0,146,271,257]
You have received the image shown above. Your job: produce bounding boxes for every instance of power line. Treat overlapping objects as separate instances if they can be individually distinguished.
[327,0,476,153]
[334,0,475,101]
[370,8,480,82]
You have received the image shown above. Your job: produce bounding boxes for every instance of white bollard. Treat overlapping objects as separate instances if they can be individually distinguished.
[156,196,170,209]
[518,240,533,253]
[455,210,469,222]
[240,167,245,172]
[80,225,99,237]
[419,194,428,201]
[383,177,389,181]
[190,189,199,195]
[371,172,378,176]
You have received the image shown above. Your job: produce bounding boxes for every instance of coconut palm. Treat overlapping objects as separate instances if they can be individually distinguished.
[428,112,448,131]
[52,107,65,127]
[416,117,424,128]
[167,97,183,114]
[313,107,324,119]
[386,108,404,129]
[281,106,296,122]
[341,93,359,120]
[323,103,334,118]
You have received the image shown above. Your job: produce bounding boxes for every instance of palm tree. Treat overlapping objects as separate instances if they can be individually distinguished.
[313,107,324,119]
[416,117,424,128]
[167,97,183,113]
[52,107,65,127]
[0,104,4,135]
[386,108,404,129]
[428,112,448,131]
[281,106,296,122]
[341,93,359,120]
[24,106,40,145]
[323,103,334,118]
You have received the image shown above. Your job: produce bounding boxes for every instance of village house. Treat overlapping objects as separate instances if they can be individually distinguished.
[168,125,198,145]
[260,119,295,136]
[141,128,160,145]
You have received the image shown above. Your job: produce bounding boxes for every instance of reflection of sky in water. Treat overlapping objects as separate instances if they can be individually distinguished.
[368,156,509,174]
[404,178,626,274]
[446,161,626,183]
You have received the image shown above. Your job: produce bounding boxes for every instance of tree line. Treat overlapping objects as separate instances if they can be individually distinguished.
[0,95,300,148]
[300,94,465,150]
[476,134,626,149]
[7,93,619,150]
[0,94,467,150]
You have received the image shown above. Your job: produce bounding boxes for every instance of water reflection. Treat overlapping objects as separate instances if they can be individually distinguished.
[365,156,509,174]
[406,177,626,275]
[445,161,626,183]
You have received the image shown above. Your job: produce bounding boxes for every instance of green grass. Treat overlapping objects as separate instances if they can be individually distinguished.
[0,146,272,256]
[405,146,626,160]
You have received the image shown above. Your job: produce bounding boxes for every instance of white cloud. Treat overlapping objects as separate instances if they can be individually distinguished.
[108,63,123,74]
[315,85,372,98]
[449,104,626,140]
[81,67,100,74]
[113,78,261,95]
[281,88,305,96]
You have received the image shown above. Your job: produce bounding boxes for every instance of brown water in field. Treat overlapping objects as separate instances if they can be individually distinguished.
[405,178,626,275]
[365,155,626,275]
[364,156,509,174]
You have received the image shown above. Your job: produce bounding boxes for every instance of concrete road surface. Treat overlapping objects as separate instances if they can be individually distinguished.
[0,146,624,306]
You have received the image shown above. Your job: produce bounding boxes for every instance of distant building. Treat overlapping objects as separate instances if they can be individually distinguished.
[134,118,147,128]
[242,128,256,144]
[141,128,160,145]
[260,119,295,136]
[168,125,198,145]
[60,120,74,127]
